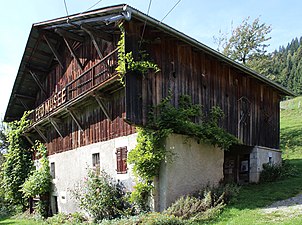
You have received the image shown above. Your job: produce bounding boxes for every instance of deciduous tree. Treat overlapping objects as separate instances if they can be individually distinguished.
[216,17,272,65]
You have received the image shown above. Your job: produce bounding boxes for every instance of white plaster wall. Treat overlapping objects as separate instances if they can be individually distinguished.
[48,133,137,214]
[156,134,224,211]
[249,146,282,183]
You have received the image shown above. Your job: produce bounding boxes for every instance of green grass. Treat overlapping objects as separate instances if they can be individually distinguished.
[280,96,302,159]
[0,217,41,225]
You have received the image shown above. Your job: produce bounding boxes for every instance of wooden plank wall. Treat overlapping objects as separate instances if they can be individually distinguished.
[46,89,135,155]
[34,33,135,155]
[125,21,281,149]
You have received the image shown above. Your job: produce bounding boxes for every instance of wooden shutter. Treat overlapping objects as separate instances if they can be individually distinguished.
[116,146,127,174]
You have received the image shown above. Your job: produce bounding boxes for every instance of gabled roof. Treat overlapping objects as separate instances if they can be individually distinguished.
[4,4,294,122]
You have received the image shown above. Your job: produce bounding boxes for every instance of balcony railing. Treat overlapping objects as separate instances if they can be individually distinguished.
[31,47,119,123]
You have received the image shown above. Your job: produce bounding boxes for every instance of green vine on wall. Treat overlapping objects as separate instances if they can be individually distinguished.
[128,94,238,210]
[21,141,52,217]
[1,112,33,210]
[21,141,51,199]
[116,23,160,85]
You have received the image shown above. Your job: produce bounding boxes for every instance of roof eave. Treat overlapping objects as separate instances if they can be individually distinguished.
[125,5,295,97]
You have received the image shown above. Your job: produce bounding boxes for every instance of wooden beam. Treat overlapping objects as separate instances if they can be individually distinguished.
[34,126,48,142]
[16,98,29,110]
[29,70,47,97]
[81,24,110,71]
[81,23,112,41]
[43,34,64,69]
[49,118,63,138]
[66,108,84,131]
[81,24,104,59]
[55,28,85,42]
[59,35,84,70]
[23,134,34,146]
[14,94,36,100]
[94,94,111,121]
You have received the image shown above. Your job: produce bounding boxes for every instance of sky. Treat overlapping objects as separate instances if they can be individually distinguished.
[1,0,302,120]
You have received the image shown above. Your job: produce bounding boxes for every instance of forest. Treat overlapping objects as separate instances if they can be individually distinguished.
[260,37,302,95]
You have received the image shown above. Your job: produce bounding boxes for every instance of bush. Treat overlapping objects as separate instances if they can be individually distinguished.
[164,183,240,222]
[72,169,133,223]
[45,212,88,224]
[164,194,224,222]
[260,160,298,182]
[198,183,241,204]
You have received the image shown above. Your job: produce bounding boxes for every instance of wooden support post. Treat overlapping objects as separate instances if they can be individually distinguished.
[94,94,111,121]
[14,94,36,100]
[66,108,84,131]
[43,34,64,69]
[55,28,85,42]
[81,25,104,59]
[63,37,84,70]
[23,134,34,146]
[34,126,48,143]
[81,24,110,70]
[49,118,63,138]
[29,70,47,97]
[55,28,85,70]
[81,24,113,42]
[16,97,29,110]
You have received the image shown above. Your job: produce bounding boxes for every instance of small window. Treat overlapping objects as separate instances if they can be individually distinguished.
[50,162,55,179]
[116,146,128,174]
[92,153,100,168]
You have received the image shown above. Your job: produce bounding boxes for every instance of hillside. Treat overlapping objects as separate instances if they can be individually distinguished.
[258,38,302,95]
[280,96,302,159]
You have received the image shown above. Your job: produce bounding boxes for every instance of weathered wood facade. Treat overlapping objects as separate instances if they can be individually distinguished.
[125,20,282,149]
[5,5,292,155]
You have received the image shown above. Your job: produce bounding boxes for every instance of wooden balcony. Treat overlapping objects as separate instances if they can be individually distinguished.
[30,47,122,126]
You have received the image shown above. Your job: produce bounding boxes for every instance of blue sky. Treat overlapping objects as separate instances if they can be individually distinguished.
[1,0,302,119]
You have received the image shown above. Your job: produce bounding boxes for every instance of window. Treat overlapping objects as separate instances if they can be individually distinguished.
[92,153,100,168]
[50,162,55,179]
[116,146,127,174]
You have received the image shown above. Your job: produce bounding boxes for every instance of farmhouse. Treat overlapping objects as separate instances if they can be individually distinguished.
[4,4,293,213]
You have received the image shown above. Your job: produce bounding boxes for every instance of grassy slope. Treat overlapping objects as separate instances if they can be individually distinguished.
[211,96,302,225]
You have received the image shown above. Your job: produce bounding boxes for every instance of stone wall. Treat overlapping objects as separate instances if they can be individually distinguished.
[155,134,224,211]
[249,146,282,183]
[48,133,138,214]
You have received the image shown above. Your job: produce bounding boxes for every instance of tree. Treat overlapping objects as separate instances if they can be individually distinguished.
[218,17,272,65]
[1,113,33,210]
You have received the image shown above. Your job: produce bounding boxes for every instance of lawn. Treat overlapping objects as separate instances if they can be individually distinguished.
[0,217,41,225]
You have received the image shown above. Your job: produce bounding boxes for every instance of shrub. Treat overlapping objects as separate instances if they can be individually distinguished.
[45,212,88,224]
[164,194,224,222]
[260,160,298,182]
[72,169,132,223]
[197,183,241,204]
[21,142,52,217]
[164,183,240,222]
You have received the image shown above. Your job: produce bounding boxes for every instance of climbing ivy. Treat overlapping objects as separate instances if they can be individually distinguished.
[21,141,51,217]
[21,141,51,198]
[128,94,238,210]
[1,112,33,210]
[116,23,160,85]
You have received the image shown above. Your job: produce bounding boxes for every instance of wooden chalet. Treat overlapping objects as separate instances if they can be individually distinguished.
[4,4,293,213]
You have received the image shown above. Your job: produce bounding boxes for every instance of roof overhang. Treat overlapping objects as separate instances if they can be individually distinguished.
[4,4,295,122]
